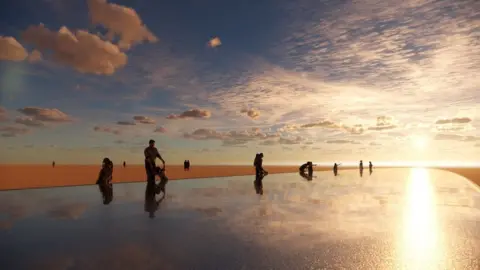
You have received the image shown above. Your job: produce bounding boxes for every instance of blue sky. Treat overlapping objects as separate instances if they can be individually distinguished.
[0,0,479,165]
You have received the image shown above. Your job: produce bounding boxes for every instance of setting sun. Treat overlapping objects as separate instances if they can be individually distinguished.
[411,135,428,150]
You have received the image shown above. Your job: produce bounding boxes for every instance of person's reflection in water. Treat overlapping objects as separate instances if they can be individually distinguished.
[96,157,114,205]
[145,166,168,218]
[359,160,364,177]
[253,173,265,195]
[299,161,315,181]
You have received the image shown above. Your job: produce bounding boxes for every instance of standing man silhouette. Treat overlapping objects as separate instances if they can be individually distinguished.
[144,139,165,184]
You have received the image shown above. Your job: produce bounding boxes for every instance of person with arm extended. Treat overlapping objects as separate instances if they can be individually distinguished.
[144,139,165,184]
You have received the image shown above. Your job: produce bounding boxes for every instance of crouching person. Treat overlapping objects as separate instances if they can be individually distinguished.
[96,157,114,205]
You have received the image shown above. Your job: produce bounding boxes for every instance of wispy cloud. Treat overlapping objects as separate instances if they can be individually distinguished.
[167,109,212,120]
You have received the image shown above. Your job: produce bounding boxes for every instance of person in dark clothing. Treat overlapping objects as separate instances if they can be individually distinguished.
[253,153,268,177]
[123,161,126,168]
[369,161,373,175]
[186,160,190,171]
[359,160,364,177]
[96,157,114,205]
[299,161,315,181]
[183,160,187,171]
[52,161,55,168]
[333,163,338,176]
[144,139,165,184]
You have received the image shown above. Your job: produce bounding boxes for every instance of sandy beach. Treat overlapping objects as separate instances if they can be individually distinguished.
[0,165,478,191]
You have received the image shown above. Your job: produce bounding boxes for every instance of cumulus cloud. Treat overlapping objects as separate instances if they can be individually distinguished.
[0,126,30,137]
[154,126,167,133]
[133,115,155,124]
[17,107,71,122]
[0,36,28,61]
[22,24,127,75]
[167,109,211,120]
[87,0,158,50]
[116,121,136,126]
[93,125,121,135]
[207,37,222,48]
[27,49,42,63]
[367,116,397,131]
[14,116,45,127]
[240,108,260,119]
[434,117,473,132]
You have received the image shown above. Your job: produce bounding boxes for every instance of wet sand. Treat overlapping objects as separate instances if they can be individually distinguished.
[0,165,478,190]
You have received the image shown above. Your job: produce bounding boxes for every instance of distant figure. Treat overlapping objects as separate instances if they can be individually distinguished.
[144,139,165,184]
[186,160,190,171]
[253,153,268,177]
[123,161,126,168]
[359,160,364,177]
[52,161,55,168]
[183,160,187,171]
[369,161,373,175]
[96,157,114,205]
[333,163,338,176]
[299,161,315,181]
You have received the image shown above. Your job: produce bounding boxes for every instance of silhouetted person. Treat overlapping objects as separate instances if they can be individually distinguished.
[144,181,165,219]
[96,157,113,205]
[52,161,55,168]
[123,161,126,168]
[369,161,373,175]
[144,139,165,184]
[186,160,190,170]
[333,163,338,176]
[184,160,187,171]
[254,153,268,177]
[299,161,315,181]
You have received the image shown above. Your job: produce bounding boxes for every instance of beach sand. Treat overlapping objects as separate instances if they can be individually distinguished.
[0,165,478,191]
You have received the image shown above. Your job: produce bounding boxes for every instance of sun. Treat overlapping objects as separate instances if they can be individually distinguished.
[411,135,428,150]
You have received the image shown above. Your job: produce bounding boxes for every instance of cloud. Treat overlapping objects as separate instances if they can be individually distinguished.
[0,107,7,121]
[14,116,45,127]
[207,37,222,48]
[0,36,28,61]
[184,128,280,148]
[434,117,473,132]
[325,139,361,144]
[22,24,127,75]
[434,134,479,142]
[0,126,30,137]
[27,49,42,63]
[154,126,167,133]
[87,0,158,50]
[93,125,121,135]
[240,108,260,120]
[17,107,71,122]
[116,121,136,126]
[367,116,397,131]
[279,136,303,145]
[280,120,365,135]
[369,142,382,146]
[133,115,155,124]
[167,109,212,120]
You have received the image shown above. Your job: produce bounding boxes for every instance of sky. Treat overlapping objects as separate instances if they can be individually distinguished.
[0,0,479,165]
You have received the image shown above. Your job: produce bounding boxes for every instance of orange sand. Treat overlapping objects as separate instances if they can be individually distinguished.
[0,165,478,191]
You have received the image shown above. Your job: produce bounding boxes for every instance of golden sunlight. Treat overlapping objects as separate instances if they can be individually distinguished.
[410,135,428,150]
[399,168,445,269]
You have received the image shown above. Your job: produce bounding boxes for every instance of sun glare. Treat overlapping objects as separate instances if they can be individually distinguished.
[399,168,445,269]
[411,135,428,150]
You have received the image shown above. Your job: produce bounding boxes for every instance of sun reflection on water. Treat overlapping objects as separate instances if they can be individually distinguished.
[399,168,446,269]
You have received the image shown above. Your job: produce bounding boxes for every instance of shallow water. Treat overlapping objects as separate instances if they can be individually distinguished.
[1,168,480,269]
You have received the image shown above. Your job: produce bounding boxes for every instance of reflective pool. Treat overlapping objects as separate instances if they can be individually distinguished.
[1,168,480,269]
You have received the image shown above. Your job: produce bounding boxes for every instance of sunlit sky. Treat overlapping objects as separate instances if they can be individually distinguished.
[0,0,479,165]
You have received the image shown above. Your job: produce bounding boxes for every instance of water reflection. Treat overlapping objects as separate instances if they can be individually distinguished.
[400,168,445,269]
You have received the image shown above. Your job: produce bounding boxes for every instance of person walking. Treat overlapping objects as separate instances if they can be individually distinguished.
[144,139,165,184]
